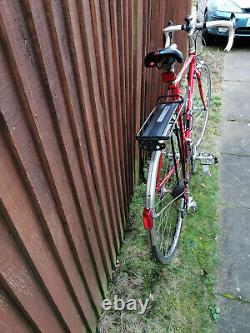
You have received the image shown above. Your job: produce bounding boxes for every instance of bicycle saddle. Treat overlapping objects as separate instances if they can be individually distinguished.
[144,44,184,68]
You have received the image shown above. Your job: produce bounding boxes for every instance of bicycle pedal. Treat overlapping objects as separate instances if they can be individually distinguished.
[187,196,197,212]
[196,152,214,165]
[202,164,211,176]
[196,152,217,176]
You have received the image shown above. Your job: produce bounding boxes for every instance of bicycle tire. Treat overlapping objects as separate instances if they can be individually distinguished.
[145,127,186,264]
[191,62,211,148]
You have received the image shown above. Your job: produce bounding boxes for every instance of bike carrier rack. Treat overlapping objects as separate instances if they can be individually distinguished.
[136,95,183,152]
[136,95,183,182]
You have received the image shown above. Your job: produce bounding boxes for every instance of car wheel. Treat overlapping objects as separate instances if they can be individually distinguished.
[202,12,213,45]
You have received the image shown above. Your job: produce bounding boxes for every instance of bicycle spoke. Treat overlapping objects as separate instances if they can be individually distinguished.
[156,191,184,217]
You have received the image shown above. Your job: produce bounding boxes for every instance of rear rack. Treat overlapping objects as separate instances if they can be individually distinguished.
[136,95,183,151]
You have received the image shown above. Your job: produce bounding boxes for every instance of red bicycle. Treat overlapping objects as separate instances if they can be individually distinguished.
[136,15,235,264]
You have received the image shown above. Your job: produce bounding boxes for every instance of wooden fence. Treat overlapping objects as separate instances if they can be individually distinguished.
[0,0,191,332]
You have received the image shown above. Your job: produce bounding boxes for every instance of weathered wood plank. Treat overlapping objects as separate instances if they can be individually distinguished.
[0,1,103,319]
[0,288,34,333]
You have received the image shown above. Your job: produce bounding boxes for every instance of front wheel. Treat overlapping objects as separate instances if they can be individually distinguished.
[191,62,211,173]
[191,62,211,149]
[145,129,187,264]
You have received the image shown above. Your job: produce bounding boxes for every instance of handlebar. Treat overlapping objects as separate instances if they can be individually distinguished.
[197,19,235,52]
[163,15,235,53]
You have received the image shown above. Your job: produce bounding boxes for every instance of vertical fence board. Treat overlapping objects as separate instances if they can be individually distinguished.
[0,288,34,333]
[0,211,67,333]
[0,0,191,331]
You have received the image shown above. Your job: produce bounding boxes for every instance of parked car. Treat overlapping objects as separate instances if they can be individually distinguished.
[196,0,250,43]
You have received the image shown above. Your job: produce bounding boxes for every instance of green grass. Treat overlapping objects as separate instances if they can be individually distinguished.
[98,50,223,333]
[98,163,219,332]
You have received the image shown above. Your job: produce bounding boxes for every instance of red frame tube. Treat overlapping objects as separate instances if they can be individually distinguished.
[156,52,197,191]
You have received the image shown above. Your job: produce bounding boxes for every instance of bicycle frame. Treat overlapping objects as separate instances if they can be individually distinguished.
[155,49,207,193]
[141,15,234,262]
[153,15,235,198]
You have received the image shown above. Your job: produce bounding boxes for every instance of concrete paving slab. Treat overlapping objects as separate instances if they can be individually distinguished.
[216,297,250,333]
[219,121,250,156]
[224,50,250,64]
[217,207,250,297]
[224,69,250,82]
[219,154,250,208]
[221,81,250,121]
[223,51,250,82]
[217,207,250,333]
[217,44,250,333]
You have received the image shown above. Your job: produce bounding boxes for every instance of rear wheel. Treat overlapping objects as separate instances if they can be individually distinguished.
[146,127,187,264]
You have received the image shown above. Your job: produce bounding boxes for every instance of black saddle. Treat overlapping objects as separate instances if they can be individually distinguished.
[144,44,184,68]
